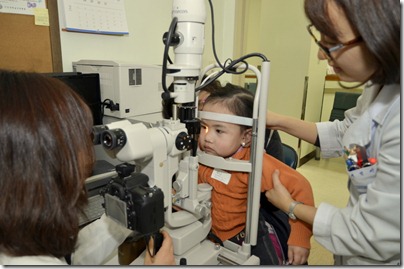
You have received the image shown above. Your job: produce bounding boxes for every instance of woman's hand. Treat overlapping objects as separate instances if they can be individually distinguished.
[267,170,317,225]
[265,169,294,213]
[144,230,176,265]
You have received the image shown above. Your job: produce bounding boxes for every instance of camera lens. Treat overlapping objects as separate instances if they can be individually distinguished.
[101,128,127,150]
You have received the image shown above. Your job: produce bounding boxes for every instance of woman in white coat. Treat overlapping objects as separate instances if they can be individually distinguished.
[265,0,400,265]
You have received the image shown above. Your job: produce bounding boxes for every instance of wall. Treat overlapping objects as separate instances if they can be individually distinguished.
[56,0,338,163]
[299,26,327,160]
[57,0,235,73]
[240,0,327,161]
[56,0,238,165]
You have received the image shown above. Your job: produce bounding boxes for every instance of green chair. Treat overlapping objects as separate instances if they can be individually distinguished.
[281,143,298,169]
[329,92,361,121]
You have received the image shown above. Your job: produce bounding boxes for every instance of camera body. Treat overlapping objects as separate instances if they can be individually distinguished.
[101,163,164,235]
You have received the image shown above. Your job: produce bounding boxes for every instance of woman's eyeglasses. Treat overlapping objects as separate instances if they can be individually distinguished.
[307,24,362,60]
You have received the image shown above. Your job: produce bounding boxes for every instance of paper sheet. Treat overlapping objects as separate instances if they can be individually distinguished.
[0,0,47,15]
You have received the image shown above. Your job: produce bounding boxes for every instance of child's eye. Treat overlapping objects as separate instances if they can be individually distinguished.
[200,125,209,133]
[216,129,223,134]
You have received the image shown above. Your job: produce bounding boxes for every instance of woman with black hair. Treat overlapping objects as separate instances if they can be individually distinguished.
[265,0,400,265]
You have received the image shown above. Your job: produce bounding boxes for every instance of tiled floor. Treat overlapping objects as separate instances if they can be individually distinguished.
[296,156,350,265]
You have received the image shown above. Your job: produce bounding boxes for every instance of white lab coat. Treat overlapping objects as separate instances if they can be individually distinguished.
[315,83,400,265]
[0,214,132,265]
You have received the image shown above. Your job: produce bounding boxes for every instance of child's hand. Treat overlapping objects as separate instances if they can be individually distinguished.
[286,245,310,265]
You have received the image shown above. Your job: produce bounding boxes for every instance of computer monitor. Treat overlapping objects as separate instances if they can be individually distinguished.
[44,72,103,125]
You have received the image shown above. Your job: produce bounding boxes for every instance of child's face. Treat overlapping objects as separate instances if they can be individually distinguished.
[199,102,249,158]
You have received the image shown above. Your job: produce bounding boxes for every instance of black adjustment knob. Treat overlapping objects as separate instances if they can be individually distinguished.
[180,258,187,265]
[175,132,192,150]
[162,32,181,46]
[115,163,135,177]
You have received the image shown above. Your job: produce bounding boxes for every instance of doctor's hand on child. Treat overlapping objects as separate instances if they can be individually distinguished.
[266,170,311,265]
[266,169,318,229]
[265,170,294,213]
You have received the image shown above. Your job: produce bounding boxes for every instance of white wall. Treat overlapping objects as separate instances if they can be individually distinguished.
[237,0,329,161]
[57,0,236,73]
[242,0,326,151]
[300,27,327,158]
[57,0,172,71]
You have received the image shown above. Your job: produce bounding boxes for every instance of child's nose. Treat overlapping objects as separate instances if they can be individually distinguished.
[204,129,213,142]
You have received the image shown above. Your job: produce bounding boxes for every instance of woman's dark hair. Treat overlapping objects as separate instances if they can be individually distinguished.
[202,83,254,126]
[0,70,95,258]
[305,0,400,85]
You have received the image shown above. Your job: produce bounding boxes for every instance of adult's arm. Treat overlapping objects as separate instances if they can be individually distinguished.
[265,169,317,226]
[266,111,318,145]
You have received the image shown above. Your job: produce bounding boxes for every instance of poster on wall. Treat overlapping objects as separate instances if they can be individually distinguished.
[0,0,46,15]
[60,0,129,35]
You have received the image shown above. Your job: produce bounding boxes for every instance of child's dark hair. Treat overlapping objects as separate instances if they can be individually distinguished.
[202,83,254,124]
[161,79,222,119]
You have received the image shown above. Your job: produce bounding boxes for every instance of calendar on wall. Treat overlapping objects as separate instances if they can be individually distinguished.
[61,0,129,35]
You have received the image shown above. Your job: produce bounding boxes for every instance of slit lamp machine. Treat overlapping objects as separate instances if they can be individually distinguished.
[93,0,271,265]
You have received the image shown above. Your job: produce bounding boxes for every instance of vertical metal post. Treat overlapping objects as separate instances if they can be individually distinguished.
[244,60,270,247]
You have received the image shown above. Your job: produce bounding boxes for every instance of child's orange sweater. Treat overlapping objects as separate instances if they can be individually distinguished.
[198,147,314,249]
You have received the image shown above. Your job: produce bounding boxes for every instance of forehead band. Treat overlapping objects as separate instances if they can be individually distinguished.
[198,111,253,126]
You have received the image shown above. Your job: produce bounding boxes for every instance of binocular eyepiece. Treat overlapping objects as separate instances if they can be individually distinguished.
[92,125,127,150]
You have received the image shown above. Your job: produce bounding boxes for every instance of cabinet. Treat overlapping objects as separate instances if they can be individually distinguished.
[235,0,327,165]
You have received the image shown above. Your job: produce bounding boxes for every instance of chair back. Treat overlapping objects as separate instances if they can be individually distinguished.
[329,92,360,121]
[281,143,298,169]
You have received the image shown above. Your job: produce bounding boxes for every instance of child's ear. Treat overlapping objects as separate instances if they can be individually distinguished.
[243,128,253,147]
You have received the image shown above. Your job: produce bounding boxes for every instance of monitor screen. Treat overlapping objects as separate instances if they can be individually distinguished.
[44,72,103,125]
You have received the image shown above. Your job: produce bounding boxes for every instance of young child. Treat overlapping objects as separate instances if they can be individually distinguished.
[198,82,314,265]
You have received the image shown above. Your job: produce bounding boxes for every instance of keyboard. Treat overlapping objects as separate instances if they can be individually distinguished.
[79,160,117,227]
[79,194,105,227]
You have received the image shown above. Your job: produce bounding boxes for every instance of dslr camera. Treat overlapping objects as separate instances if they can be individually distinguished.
[101,163,165,235]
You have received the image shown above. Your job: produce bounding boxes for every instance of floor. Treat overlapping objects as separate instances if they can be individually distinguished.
[296,156,350,265]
